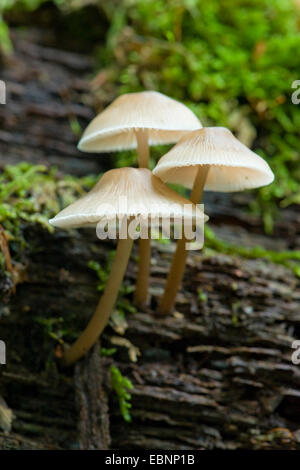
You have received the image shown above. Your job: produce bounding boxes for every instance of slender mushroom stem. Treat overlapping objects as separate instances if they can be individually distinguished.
[134,129,151,307]
[134,228,151,307]
[135,129,150,169]
[158,165,210,315]
[62,237,134,366]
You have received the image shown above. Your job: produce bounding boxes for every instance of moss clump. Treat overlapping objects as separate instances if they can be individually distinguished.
[96,0,300,231]
[2,1,300,230]
[205,226,300,277]
[110,365,133,422]
[0,162,98,256]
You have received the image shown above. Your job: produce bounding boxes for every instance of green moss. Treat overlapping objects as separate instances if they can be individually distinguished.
[0,0,62,53]
[88,259,136,315]
[100,347,117,357]
[97,0,300,230]
[0,162,98,256]
[110,365,133,422]
[34,316,72,343]
[197,289,207,303]
[205,226,300,277]
[0,13,12,53]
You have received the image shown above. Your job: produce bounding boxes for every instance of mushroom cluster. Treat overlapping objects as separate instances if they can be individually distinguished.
[50,92,274,366]
[78,91,202,308]
[50,91,206,365]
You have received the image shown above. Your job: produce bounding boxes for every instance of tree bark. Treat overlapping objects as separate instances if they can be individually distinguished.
[74,343,111,450]
[0,222,299,450]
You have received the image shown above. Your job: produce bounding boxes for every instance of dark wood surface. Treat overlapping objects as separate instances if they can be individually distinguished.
[0,28,107,177]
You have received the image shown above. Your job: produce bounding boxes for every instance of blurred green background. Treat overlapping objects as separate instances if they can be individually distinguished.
[1,0,300,232]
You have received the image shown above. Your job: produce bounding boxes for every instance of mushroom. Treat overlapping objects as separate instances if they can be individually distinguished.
[49,167,207,365]
[152,127,274,314]
[78,91,202,308]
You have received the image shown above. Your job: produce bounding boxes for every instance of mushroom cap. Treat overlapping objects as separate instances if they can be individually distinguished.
[152,127,274,192]
[49,167,207,229]
[78,91,202,152]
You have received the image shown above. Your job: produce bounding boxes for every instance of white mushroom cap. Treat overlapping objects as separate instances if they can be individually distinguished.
[153,127,274,192]
[78,91,202,152]
[49,168,207,229]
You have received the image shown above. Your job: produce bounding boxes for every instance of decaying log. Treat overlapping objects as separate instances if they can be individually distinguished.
[74,342,111,450]
[0,365,77,449]
[0,28,107,177]
[0,222,299,450]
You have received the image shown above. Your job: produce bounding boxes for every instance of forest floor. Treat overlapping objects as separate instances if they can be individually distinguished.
[0,25,299,450]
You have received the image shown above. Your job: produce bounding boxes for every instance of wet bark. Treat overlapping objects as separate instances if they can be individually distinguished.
[0,223,299,450]
[0,28,107,177]
[75,342,111,450]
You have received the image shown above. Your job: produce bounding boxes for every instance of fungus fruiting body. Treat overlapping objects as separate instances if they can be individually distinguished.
[50,167,207,365]
[153,127,274,314]
[78,91,202,308]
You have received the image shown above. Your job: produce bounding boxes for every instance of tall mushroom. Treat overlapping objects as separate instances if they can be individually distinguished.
[153,127,274,314]
[49,167,207,365]
[78,91,202,308]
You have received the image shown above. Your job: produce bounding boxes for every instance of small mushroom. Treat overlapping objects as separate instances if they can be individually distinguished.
[49,167,207,365]
[78,91,202,166]
[152,127,274,314]
[78,91,202,307]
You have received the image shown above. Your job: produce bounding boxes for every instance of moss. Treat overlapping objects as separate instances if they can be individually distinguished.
[204,226,300,277]
[197,289,207,303]
[96,0,300,231]
[110,365,133,422]
[100,347,117,357]
[34,316,71,344]
[0,162,98,258]
[88,259,136,315]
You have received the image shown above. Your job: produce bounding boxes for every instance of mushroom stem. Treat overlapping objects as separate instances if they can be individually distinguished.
[134,129,151,307]
[158,165,209,315]
[134,227,151,307]
[62,237,134,366]
[135,129,150,169]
